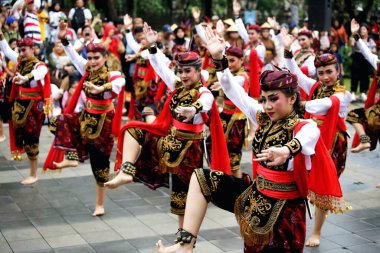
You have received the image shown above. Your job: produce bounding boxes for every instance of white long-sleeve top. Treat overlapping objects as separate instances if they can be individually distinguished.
[0,39,48,87]
[217,67,320,171]
[148,51,214,124]
[125,32,141,54]
[62,43,125,98]
[195,24,208,45]
[356,38,379,70]
[235,18,266,62]
[285,57,351,118]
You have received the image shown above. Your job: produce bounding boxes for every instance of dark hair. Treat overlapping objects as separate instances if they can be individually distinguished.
[281,87,303,117]
[133,27,144,34]
[69,72,82,85]
[9,38,17,45]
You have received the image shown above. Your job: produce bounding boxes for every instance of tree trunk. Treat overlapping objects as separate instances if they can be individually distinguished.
[226,0,233,18]
[203,0,212,18]
[107,0,118,20]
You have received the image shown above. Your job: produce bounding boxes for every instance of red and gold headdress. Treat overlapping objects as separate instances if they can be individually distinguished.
[260,69,298,91]
[314,53,337,68]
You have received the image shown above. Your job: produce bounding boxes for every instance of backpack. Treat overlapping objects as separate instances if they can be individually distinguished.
[72,7,85,32]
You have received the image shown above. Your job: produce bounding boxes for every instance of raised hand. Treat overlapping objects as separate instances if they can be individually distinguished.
[233,0,241,16]
[253,146,290,166]
[205,26,226,59]
[210,81,222,91]
[267,17,277,30]
[174,106,196,123]
[351,18,360,35]
[124,14,133,29]
[216,19,225,36]
[282,34,295,51]
[143,22,158,46]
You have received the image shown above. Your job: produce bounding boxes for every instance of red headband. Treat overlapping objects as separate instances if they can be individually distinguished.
[175,51,202,67]
[298,29,313,38]
[86,42,106,53]
[314,53,337,68]
[248,24,261,32]
[260,69,298,91]
[226,46,244,58]
[17,38,34,47]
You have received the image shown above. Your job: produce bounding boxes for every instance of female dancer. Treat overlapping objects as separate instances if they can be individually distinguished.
[105,23,229,227]
[156,27,345,253]
[283,34,351,247]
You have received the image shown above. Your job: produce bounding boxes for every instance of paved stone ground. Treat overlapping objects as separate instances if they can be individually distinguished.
[0,109,380,253]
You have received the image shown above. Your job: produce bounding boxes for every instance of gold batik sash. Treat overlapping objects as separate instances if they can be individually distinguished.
[234,182,286,246]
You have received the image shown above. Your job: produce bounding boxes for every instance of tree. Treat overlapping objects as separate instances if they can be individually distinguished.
[343,0,376,22]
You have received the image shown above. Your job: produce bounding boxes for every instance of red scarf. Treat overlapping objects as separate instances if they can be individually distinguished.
[115,84,231,175]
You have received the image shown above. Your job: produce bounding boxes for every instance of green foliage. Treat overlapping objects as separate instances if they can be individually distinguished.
[136,0,167,14]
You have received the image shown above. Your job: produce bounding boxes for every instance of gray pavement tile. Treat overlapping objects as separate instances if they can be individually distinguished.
[362,217,380,227]
[209,237,244,252]
[113,198,151,208]
[191,240,224,252]
[106,187,140,201]
[56,204,92,216]
[333,220,377,232]
[62,214,111,233]
[23,208,61,219]
[137,213,177,227]
[126,205,165,216]
[80,229,123,244]
[114,220,157,240]
[14,195,52,210]
[353,228,380,242]
[0,195,21,213]
[2,226,42,241]
[53,244,96,253]
[325,233,372,247]
[199,228,240,241]
[7,186,40,198]
[143,196,171,206]
[90,239,138,253]
[0,210,27,222]
[30,217,77,238]
[127,235,168,250]
[8,238,51,253]
[326,213,359,224]
[0,233,13,253]
[348,243,380,253]
[45,234,87,248]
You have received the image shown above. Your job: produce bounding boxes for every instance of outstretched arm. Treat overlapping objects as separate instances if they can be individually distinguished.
[0,23,18,63]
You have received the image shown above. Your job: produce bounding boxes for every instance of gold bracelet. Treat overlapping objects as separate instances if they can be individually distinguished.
[103,82,112,92]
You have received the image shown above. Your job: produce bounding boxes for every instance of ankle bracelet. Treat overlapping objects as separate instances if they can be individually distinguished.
[359,135,371,144]
[120,162,136,177]
[174,228,197,247]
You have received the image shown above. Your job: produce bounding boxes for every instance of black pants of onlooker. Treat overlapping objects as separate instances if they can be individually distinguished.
[351,52,373,94]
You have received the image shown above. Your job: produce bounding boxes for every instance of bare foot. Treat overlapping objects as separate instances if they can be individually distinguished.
[0,135,6,142]
[156,240,193,253]
[376,182,380,189]
[92,206,105,217]
[351,142,371,153]
[53,159,78,169]
[21,176,38,185]
[305,233,320,247]
[104,171,133,189]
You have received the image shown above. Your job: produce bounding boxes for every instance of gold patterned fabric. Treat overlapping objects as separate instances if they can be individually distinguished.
[311,80,346,100]
[253,111,299,171]
[12,100,34,128]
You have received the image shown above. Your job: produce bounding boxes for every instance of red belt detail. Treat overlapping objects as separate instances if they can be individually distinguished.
[85,98,114,114]
[172,119,204,133]
[19,87,42,100]
[256,164,301,199]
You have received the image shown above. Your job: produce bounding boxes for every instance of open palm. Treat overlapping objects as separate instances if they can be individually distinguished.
[143,22,158,46]
[205,26,225,59]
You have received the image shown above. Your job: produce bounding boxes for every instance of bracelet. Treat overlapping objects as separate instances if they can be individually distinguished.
[103,82,112,92]
[120,161,136,177]
[61,37,70,46]
[191,101,203,114]
[284,49,293,59]
[284,138,302,157]
[148,45,158,54]
[212,55,228,71]
[353,33,361,41]
[26,73,34,81]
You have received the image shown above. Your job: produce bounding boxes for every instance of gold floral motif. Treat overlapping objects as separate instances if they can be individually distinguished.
[80,112,106,140]
[312,80,345,99]
[247,194,272,215]
[12,100,34,127]
[24,143,39,160]
[171,191,187,209]
[94,167,110,183]
[210,171,224,193]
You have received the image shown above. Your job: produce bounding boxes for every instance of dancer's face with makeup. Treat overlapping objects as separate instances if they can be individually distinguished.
[259,90,296,122]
